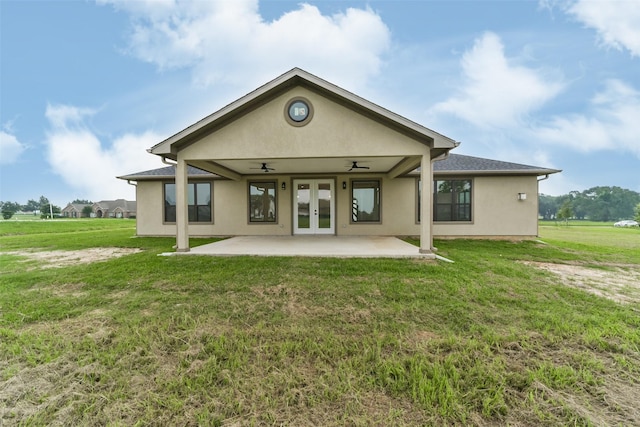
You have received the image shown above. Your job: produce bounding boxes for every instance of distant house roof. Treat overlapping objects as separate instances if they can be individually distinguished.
[62,203,91,212]
[93,199,137,212]
[118,154,560,180]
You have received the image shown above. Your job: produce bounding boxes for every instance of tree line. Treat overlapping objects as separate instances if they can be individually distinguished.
[0,197,92,219]
[539,186,640,222]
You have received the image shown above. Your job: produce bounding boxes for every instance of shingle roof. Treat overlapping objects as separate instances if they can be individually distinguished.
[432,154,560,176]
[62,203,91,212]
[117,165,216,180]
[94,199,136,211]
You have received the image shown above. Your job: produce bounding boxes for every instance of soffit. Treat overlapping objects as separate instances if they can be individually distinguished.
[214,156,405,175]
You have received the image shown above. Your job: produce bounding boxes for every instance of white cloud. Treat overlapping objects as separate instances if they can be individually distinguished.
[428,32,564,129]
[534,79,640,157]
[567,0,640,57]
[0,130,26,165]
[44,104,163,201]
[99,0,391,91]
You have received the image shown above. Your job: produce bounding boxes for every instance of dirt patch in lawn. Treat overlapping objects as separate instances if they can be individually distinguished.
[3,247,142,269]
[523,261,640,305]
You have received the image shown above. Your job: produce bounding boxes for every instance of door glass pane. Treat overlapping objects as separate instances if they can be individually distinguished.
[297,183,310,229]
[317,183,331,229]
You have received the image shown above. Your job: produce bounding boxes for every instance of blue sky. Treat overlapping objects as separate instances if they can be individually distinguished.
[1,0,639,207]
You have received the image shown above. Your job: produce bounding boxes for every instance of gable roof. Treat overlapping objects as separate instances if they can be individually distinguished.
[149,68,457,158]
[93,199,137,211]
[62,203,91,212]
[119,154,560,181]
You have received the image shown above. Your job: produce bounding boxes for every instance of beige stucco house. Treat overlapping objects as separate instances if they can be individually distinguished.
[118,68,559,254]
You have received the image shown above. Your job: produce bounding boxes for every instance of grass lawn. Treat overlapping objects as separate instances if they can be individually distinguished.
[1,220,639,426]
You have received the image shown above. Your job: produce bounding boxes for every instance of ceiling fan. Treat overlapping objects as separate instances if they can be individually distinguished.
[251,162,276,173]
[348,161,370,171]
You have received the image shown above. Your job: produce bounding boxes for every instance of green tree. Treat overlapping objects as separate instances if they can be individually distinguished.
[557,201,573,225]
[39,196,50,213]
[634,203,640,222]
[578,186,639,221]
[73,199,92,204]
[538,194,559,220]
[39,196,61,219]
[546,186,640,222]
[23,199,40,212]
[82,205,94,218]
[1,201,21,219]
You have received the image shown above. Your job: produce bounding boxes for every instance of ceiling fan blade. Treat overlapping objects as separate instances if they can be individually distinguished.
[348,161,369,171]
[250,162,275,172]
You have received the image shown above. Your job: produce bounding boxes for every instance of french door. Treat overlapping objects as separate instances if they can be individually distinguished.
[293,179,335,234]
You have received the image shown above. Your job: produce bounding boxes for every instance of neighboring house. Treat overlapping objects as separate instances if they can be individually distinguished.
[117,68,560,253]
[92,199,136,218]
[61,203,91,218]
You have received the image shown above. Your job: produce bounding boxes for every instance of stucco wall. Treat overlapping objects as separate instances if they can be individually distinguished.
[432,175,539,237]
[135,175,419,237]
[134,174,539,238]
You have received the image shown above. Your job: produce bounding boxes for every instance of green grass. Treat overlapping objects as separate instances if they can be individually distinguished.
[1,220,639,425]
[539,220,640,254]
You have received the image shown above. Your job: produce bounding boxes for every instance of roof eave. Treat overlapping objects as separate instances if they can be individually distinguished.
[116,174,220,181]
[432,168,562,176]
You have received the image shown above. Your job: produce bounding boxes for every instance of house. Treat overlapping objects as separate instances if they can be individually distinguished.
[117,68,560,254]
[92,199,136,218]
[61,203,91,218]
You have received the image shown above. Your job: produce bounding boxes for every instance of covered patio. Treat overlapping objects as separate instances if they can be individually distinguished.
[167,235,435,259]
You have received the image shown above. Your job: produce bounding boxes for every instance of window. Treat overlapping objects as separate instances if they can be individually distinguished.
[351,180,381,222]
[164,182,212,223]
[434,179,471,221]
[249,181,277,223]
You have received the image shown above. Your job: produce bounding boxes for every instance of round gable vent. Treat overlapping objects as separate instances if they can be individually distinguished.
[285,97,313,126]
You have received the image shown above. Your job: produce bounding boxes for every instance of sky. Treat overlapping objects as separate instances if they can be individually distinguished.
[1,0,639,208]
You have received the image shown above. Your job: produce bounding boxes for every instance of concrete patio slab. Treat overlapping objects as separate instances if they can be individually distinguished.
[171,236,433,258]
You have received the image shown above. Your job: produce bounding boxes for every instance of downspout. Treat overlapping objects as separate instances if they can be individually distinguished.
[535,174,550,237]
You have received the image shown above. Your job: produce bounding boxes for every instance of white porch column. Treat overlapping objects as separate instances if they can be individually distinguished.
[419,153,433,253]
[175,157,190,252]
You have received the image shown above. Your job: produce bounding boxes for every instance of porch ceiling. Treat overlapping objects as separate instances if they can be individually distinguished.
[199,156,411,177]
